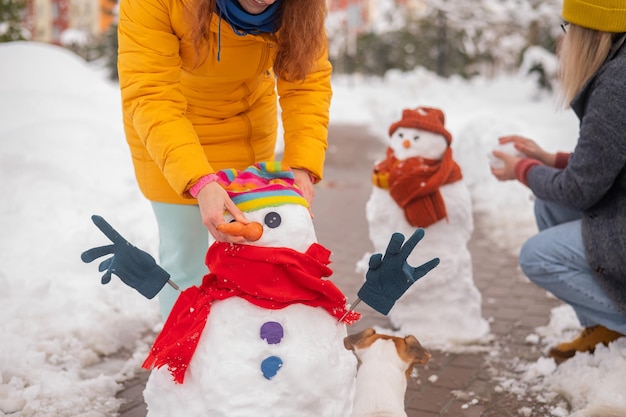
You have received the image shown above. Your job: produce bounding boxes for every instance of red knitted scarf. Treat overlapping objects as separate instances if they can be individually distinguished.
[372,147,462,228]
[142,241,361,383]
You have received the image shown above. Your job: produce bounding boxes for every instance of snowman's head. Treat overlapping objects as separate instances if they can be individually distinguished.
[389,127,448,161]
[224,204,316,253]
[388,107,452,161]
[217,162,317,253]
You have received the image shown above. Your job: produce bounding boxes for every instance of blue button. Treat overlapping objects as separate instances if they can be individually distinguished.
[261,356,283,380]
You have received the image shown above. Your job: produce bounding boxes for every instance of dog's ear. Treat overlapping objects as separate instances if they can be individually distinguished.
[344,328,376,350]
[403,335,431,366]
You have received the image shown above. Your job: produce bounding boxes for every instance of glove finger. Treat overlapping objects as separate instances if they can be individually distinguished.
[399,228,425,258]
[384,232,404,256]
[368,253,383,270]
[404,257,440,281]
[101,271,112,285]
[98,257,113,273]
[81,245,115,263]
[91,215,129,245]
[419,257,440,273]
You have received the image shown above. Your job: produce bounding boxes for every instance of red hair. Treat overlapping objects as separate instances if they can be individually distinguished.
[188,0,327,81]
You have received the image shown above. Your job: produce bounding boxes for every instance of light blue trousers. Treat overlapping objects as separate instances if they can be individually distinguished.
[519,199,626,334]
[151,202,211,320]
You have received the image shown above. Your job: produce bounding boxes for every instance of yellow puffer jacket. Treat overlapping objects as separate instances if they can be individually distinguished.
[118,0,332,204]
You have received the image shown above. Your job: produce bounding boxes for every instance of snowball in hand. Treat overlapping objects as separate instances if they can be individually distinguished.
[488,142,525,169]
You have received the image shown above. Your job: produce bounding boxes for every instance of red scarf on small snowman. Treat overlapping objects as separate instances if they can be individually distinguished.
[373,147,462,228]
[142,241,361,383]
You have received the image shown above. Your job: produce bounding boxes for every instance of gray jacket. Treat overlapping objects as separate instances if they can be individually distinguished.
[527,34,626,315]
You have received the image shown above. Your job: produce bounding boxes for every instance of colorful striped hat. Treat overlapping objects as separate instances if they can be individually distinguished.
[216,162,309,212]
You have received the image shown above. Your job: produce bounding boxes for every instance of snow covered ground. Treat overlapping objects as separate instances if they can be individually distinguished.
[1,41,625,417]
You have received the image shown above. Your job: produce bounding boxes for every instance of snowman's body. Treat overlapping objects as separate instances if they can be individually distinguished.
[364,126,489,346]
[144,203,357,416]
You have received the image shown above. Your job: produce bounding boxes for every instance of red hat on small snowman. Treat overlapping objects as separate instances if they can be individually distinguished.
[388,106,452,145]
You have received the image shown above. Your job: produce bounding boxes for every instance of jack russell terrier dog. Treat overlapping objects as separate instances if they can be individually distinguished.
[344,328,431,417]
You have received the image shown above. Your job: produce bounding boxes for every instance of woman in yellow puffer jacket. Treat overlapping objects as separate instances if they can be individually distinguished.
[118,0,332,317]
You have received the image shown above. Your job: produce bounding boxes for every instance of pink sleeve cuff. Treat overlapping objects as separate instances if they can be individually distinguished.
[514,159,542,186]
[189,174,218,198]
[554,152,570,169]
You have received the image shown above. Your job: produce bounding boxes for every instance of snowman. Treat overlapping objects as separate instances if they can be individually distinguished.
[141,162,362,417]
[81,161,439,417]
[363,106,489,346]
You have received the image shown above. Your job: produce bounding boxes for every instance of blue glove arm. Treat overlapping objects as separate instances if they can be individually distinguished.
[81,215,171,299]
[357,229,440,315]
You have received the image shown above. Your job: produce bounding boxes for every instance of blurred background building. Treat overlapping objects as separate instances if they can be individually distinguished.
[21,0,115,44]
[1,0,563,88]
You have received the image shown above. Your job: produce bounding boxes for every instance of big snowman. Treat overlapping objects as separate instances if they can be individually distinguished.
[363,106,489,346]
[138,162,361,417]
[81,162,439,416]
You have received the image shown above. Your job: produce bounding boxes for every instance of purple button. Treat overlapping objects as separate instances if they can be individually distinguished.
[260,321,284,344]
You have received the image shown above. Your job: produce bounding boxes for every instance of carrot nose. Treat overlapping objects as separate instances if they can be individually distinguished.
[403,139,411,148]
[217,221,263,241]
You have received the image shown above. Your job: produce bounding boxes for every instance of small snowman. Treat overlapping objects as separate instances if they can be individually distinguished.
[363,107,489,346]
[81,162,438,417]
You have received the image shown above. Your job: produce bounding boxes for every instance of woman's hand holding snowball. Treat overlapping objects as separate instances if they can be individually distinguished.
[490,151,523,181]
[490,135,555,181]
[498,135,556,166]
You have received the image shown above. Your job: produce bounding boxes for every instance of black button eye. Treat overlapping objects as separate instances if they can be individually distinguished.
[264,212,281,228]
[413,135,420,141]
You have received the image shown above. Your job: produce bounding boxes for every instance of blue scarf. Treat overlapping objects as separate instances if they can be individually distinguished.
[215,0,281,35]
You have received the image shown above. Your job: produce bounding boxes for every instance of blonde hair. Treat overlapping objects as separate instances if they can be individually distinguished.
[557,24,614,106]
[187,0,327,82]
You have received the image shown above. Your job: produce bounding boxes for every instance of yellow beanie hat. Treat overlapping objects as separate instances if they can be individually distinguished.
[563,0,626,32]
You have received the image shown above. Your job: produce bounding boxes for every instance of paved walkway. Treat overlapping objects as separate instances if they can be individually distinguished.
[117,124,564,417]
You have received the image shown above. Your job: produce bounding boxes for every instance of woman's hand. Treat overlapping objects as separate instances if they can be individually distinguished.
[498,135,556,166]
[490,151,523,181]
[292,168,315,218]
[196,182,249,243]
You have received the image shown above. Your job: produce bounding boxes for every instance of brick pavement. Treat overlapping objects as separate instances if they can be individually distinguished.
[117,123,564,417]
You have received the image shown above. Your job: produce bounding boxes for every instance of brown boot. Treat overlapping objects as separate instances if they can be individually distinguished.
[549,325,625,363]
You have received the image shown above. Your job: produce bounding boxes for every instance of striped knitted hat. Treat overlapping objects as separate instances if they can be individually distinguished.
[563,0,626,32]
[388,107,452,145]
[216,162,309,212]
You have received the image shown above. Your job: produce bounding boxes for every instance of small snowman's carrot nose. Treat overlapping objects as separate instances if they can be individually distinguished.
[217,221,263,241]
[402,139,411,148]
